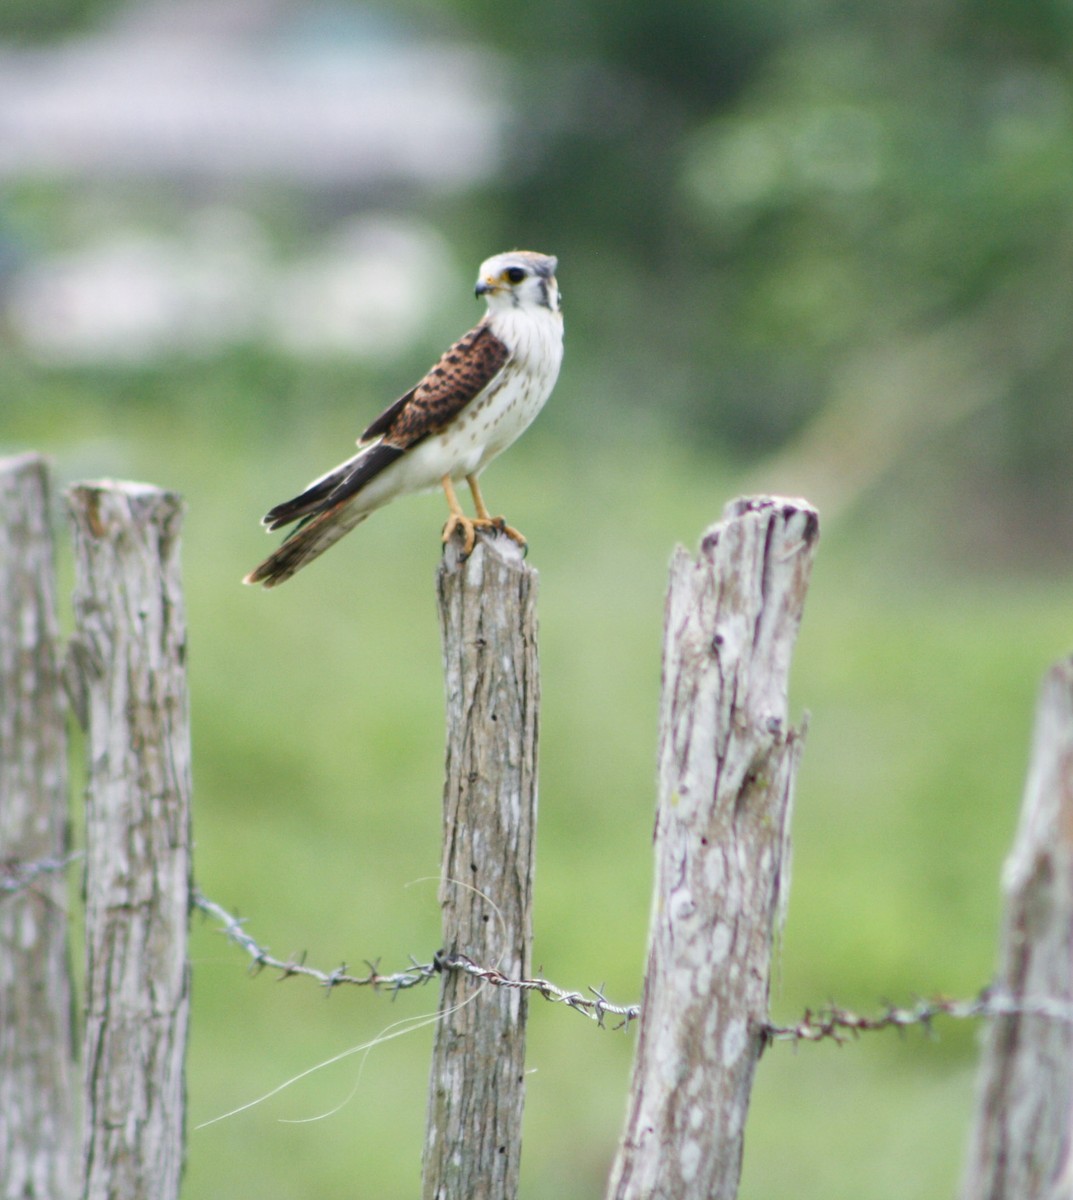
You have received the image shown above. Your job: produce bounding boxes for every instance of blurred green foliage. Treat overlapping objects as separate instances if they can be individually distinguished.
[7,362,1070,1198]
[6,0,1073,525]
[434,0,1073,522]
[3,0,1073,1195]
[0,0,117,41]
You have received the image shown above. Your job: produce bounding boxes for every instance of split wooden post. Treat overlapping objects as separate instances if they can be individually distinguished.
[607,496,820,1200]
[960,657,1073,1200]
[422,536,540,1200]
[67,482,192,1200]
[0,454,77,1200]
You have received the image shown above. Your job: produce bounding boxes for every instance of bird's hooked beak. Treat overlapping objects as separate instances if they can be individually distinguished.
[475,276,498,298]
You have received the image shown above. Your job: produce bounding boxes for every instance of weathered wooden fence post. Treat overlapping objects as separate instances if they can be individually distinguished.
[67,481,192,1200]
[422,536,539,1200]
[607,496,819,1200]
[0,454,77,1200]
[960,656,1073,1200]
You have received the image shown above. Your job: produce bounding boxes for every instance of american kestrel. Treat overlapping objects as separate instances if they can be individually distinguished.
[244,250,563,588]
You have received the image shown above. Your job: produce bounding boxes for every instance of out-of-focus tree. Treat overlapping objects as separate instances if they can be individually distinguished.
[0,0,116,41]
[8,0,1073,538]
[433,0,1073,537]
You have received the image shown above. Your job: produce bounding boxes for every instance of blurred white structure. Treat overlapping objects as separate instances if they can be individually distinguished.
[7,210,456,363]
[0,0,504,362]
[0,0,505,188]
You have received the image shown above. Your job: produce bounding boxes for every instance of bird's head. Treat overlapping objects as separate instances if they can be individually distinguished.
[475,251,560,314]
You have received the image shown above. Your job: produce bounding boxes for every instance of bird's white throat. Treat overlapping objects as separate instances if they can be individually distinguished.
[487,304,563,378]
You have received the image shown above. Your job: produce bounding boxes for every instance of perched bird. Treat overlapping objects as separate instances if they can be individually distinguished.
[244,250,564,588]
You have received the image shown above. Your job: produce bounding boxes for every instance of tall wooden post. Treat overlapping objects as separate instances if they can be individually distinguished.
[0,454,77,1200]
[422,536,540,1200]
[960,657,1073,1200]
[608,497,819,1200]
[67,482,192,1200]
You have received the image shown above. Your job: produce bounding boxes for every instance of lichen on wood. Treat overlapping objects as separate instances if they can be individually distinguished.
[608,496,819,1200]
[422,535,539,1200]
[0,454,77,1200]
[960,657,1073,1200]
[68,481,192,1200]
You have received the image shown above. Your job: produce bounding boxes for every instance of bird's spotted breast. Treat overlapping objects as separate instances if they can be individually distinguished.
[245,249,562,586]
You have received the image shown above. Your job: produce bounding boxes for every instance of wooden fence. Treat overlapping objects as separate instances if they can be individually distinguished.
[1,450,1071,1199]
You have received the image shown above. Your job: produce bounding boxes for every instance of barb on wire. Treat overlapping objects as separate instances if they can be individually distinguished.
[11,870,1073,1041]
[193,890,1073,1041]
[192,890,640,1026]
[763,989,1073,1047]
[192,890,439,996]
[438,951,641,1029]
[0,850,84,899]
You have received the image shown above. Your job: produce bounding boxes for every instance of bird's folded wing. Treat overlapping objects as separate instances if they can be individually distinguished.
[359,322,510,448]
[261,321,510,533]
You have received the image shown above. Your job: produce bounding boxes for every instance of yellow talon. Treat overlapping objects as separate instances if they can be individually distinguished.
[442,512,477,557]
[440,473,527,559]
[466,473,527,548]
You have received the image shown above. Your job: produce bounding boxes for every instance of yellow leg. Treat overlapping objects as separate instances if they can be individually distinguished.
[465,474,526,548]
[440,475,478,557]
[467,473,493,521]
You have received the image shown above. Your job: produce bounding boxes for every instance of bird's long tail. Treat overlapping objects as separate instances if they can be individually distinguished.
[243,503,369,588]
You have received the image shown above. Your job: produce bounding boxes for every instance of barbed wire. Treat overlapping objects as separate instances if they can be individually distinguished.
[763,990,1073,1047]
[191,890,641,1028]
[434,950,641,1028]
[1,850,84,899]
[196,890,1073,1041]
[9,858,1073,1043]
[192,890,440,994]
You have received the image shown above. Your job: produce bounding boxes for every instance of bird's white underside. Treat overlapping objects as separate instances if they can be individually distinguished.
[320,298,563,528]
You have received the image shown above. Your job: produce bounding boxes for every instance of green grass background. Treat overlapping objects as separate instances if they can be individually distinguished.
[6,370,1069,1199]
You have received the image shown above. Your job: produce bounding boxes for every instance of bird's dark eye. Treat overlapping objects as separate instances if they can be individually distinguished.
[504,266,527,284]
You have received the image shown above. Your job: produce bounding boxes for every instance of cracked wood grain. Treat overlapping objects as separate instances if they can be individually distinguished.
[68,481,191,1200]
[607,496,819,1200]
[960,657,1073,1200]
[422,535,538,1200]
[0,454,77,1200]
